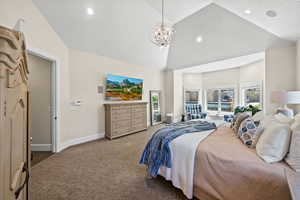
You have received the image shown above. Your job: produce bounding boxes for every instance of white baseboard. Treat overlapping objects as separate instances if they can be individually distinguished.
[31,144,52,151]
[57,133,105,152]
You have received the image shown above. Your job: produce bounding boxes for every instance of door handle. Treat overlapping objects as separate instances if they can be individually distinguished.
[14,162,30,199]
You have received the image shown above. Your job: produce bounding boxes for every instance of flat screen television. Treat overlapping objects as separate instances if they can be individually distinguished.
[105,74,143,101]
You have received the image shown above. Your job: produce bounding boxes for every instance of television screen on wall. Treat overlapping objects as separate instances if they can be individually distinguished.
[105,74,143,101]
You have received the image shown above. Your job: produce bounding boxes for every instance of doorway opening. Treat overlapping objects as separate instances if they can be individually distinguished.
[27,50,58,166]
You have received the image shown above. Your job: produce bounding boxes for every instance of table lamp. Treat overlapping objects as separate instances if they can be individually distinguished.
[271,91,300,118]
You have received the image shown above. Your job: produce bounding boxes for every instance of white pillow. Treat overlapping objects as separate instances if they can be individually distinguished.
[274,113,294,124]
[285,124,300,172]
[256,122,291,163]
[294,113,300,121]
[260,115,277,128]
[291,120,300,131]
[252,111,264,122]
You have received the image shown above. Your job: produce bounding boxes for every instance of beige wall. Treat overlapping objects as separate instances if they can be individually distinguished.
[265,46,297,114]
[183,73,203,90]
[0,0,165,151]
[0,0,71,147]
[202,61,265,89]
[164,71,174,115]
[68,49,165,138]
[173,71,184,122]
[163,70,184,122]
[297,41,300,112]
[28,54,52,145]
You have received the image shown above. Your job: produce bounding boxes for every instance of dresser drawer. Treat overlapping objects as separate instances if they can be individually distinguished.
[112,119,131,128]
[132,112,146,119]
[111,112,131,119]
[132,107,146,112]
[111,128,132,137]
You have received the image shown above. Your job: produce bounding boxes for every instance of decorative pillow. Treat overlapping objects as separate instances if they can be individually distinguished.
[256,122,291,163]
[232,112,251,135]
[238,118,264,148]
[285,124,300,172]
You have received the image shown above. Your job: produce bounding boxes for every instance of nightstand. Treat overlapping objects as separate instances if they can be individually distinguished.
[285,169,300,200]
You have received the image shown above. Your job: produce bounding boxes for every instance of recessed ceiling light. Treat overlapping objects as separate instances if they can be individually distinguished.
[266,10,277,18]
[244,9,252,14]
[196,36,203,43]
[87,8,94,16]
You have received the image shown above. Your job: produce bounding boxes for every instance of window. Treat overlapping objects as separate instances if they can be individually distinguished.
[206,88,235,113]
[220,89,235,112]
[207,89,219,111]
[185,90,200,105]
[242,86,261,107]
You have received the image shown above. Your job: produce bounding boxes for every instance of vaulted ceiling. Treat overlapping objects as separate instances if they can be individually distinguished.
[33,0,300,69]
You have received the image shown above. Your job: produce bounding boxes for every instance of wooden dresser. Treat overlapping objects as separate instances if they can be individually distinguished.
[104,102,147,139]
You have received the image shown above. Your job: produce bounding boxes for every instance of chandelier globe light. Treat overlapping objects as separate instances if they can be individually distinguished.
[151,0,175,48]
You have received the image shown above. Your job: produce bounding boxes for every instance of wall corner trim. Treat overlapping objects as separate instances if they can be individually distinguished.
[57,133,105,152]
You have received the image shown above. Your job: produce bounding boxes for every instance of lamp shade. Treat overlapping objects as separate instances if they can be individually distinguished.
[271,91,300,105]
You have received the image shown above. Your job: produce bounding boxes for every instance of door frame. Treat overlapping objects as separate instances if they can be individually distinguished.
[27,47,60,153]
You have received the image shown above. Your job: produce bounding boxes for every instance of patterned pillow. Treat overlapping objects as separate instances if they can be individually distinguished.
[232,112,251,135]
[238,117,264,148]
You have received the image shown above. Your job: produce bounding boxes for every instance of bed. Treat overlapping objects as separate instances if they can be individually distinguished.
[142,120,292,200]
[193,126,292,200]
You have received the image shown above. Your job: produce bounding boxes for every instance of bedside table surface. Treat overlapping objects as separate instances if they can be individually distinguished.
[286,169,300,200]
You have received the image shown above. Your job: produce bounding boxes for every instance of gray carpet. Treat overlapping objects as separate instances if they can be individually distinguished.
[30,125,190,200]
[31,151,54,167]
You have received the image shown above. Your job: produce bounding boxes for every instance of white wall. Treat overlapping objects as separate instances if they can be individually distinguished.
[68,49,165,138]
[265,46,297,114]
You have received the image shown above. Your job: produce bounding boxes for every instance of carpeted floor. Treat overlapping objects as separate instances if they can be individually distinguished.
[30,125,190,200]
[31,151,54,167]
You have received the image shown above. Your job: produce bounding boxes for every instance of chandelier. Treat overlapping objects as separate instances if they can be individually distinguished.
[151,0,175,48]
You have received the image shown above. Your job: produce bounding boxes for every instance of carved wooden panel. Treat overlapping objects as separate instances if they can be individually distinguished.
[0,26,29,200]
[0,26,29,88]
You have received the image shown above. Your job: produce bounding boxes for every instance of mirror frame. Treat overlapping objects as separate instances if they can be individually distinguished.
[150,90,162,126]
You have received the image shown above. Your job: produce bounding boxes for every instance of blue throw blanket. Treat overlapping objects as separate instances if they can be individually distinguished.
[139,121,216,177]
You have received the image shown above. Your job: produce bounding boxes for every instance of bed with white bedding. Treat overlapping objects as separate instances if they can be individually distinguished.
[140,119,225,199]
[158,120,225,199]
[140,119,292,200]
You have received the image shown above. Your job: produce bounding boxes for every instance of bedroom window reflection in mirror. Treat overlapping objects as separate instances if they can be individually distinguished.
[150,90,162,126]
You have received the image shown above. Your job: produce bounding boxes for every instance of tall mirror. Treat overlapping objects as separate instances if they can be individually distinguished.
[150,90,162,126]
